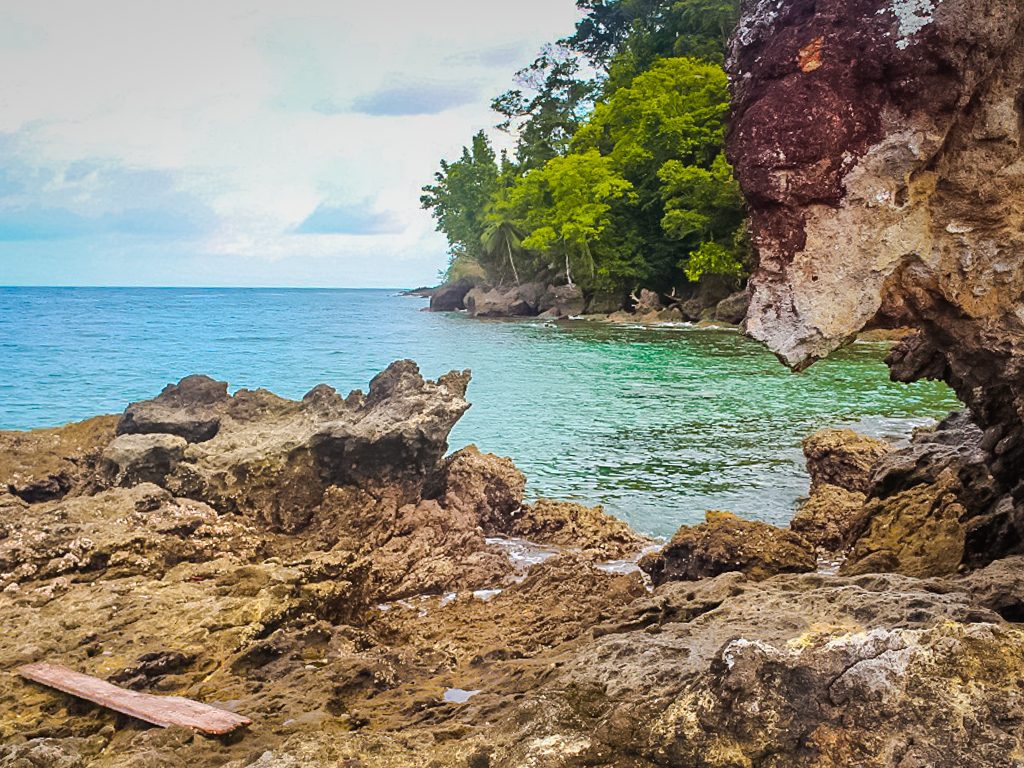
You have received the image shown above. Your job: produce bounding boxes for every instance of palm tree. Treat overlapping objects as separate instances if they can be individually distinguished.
[480,217,525,286]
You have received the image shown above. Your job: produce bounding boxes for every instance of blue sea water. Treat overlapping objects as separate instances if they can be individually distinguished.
[0,286,958,538]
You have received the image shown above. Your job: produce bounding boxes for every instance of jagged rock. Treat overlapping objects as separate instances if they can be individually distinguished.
[804,428,892,493]
[841,412,1007,575]
[428,276,478,312]
[313,487,513,601]
[728,0,1024,561]
[510,499,650,560]
[713,289,750,324]
[791,483,866,551]
[99,433,187,487]
[640,510,816,584]
[118,375,228,443]
[122,361,471,532]
[435,445,525,532]
[0,415,118,502]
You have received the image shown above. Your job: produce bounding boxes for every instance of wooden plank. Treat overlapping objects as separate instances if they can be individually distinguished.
[17,662,251,735]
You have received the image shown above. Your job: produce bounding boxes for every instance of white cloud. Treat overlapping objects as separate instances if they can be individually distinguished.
[0,0,582,287]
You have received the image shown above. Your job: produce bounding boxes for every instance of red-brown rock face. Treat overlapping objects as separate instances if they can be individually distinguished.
[728,0,1024,560]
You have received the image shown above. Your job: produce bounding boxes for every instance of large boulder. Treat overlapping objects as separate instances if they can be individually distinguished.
[640,510,816,584]
[584,289,626,315]
[713,289,750,324]
[428,276,477,312]
[728,0,1024,563]
[464,286,535,317]
[538,284,585,317]
[118,374,228,443]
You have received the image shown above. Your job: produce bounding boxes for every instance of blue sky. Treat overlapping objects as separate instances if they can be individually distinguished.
[0,1,582,287]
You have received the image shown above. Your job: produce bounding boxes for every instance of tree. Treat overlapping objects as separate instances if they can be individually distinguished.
[572,57,730,180]
[479,214,526,286]
[420,132,501,278]
[503,150,636,288]
[491,45,599,170]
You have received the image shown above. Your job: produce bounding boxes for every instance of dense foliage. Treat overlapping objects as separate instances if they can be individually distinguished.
[421,0,748,298]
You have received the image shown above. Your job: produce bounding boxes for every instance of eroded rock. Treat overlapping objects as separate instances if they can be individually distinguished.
[0,415,118,502]
[804,428,892,493]
[728,0,1024,562]
[640,510,816,584]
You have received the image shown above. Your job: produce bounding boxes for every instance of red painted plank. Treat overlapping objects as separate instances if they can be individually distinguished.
[18,662,251,735]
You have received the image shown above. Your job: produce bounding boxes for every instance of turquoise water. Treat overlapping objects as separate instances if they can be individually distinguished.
[0,287,958,537]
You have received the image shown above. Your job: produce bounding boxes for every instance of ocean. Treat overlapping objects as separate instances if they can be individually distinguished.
[0,286,958,537]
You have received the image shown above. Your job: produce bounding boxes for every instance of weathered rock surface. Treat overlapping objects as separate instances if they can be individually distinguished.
[119,375,228,443]
[804,428,892,493]
[117,362,471,532]
[793,428,892,551]
[99,433,188,487]
[0,415,117,502]
[728,0,1024,563]
[510,499,650,559]
[791,482,866,551]
[841,412,1001,576]
[6,368,1024,766]
[640,510,816,584]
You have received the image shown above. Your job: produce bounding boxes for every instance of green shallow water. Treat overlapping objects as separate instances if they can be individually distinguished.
[0,287,959,538]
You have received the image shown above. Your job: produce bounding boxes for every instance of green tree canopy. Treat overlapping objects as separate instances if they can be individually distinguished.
[502,150,636,288]
[420,131,501,272]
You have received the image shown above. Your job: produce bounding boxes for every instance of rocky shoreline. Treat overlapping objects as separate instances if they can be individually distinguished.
[3,363,1024,767]
[410,278,752,326]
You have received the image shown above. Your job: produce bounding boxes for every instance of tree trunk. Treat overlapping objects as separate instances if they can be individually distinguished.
[505,235,520,285]
[563,240,574,289]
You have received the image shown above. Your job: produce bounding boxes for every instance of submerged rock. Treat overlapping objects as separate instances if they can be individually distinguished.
[640,510,816,584]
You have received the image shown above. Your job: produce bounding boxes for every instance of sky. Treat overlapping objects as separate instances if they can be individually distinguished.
[0,0,582,288]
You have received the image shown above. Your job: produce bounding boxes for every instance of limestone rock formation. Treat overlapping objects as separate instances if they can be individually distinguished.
[116,361,471,532]
[118,374,228,442]
[640,510,816,584]
[791,481,866,551]
[728,0,1024,564]
[99,433,187,487]
[7,364,1024,765]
